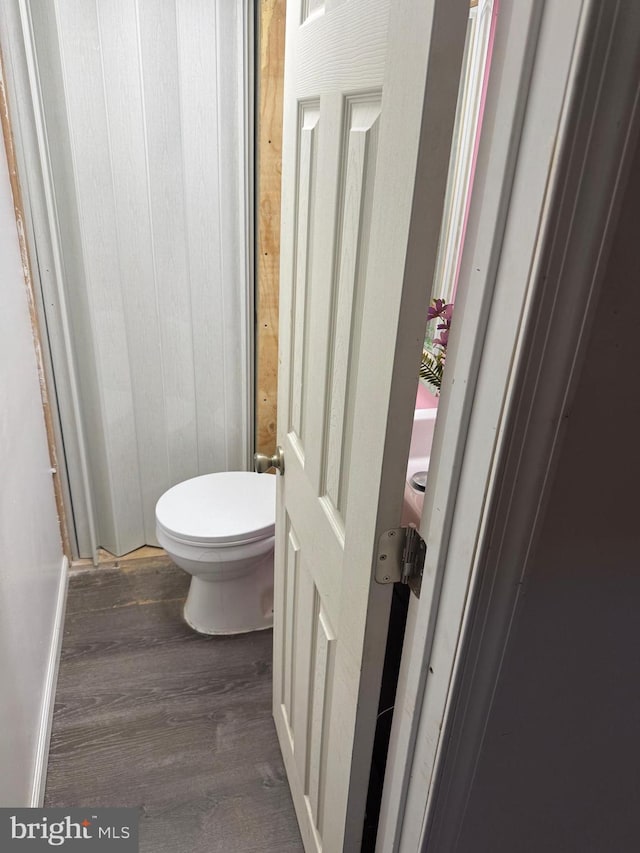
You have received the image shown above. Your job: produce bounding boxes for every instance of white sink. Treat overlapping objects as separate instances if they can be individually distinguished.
[402,407,437,527]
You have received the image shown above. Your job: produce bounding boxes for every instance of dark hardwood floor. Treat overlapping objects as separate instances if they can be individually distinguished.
[45,561,303,853]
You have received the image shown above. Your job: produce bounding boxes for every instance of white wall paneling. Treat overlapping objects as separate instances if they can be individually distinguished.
[19,0,254,556]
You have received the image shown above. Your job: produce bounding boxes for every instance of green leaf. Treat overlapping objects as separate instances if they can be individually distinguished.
[419,350,443,390]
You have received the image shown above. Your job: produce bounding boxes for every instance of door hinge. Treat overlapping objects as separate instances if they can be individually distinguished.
[375,526,426,598]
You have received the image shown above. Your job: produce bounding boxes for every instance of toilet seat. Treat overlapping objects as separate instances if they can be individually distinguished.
[155,471,276,546]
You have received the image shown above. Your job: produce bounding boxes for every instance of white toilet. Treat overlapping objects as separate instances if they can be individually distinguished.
[155,471,276,635]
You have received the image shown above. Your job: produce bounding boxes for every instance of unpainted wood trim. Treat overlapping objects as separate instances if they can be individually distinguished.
[70,546,172,573]
[0,46,71,559]
[256,0,285,455]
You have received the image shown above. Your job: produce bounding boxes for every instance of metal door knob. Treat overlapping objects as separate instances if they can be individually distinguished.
[254,445,285,475]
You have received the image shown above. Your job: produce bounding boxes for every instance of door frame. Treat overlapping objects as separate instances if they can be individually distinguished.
[429,0,497,310]
[0,0,97,560]
[378,0,640,849]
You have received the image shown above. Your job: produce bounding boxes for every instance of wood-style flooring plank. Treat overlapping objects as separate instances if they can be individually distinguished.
[45,563,303,853]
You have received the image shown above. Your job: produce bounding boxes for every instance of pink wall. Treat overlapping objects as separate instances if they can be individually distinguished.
[415,381,439,410]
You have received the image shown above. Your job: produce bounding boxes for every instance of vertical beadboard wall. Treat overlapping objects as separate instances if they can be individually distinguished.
[28,0,252,556]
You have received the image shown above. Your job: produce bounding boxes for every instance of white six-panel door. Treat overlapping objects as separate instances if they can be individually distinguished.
[272,1,468,850]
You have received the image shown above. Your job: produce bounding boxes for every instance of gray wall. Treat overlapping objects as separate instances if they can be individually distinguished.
[455,131,640,852]
[0,110,64,803]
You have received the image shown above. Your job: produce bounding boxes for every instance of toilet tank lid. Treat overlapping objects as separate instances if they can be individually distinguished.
[155,472,276,544]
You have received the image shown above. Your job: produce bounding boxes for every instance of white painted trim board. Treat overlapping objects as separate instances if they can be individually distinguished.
[30,556,68,807]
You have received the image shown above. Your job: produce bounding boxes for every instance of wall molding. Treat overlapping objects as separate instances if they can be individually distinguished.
[0,25,72,559]
[30,556,68,807]
[0,0,98,560]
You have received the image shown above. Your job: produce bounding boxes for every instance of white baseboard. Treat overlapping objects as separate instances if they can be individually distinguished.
[30,556,69,807]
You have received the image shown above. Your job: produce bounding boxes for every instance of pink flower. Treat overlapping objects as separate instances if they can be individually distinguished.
[426,297,453,352]
[427,299,445,321]
[427,298,454,322]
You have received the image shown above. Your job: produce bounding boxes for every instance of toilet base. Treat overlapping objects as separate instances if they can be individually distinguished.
[183,556,274,635]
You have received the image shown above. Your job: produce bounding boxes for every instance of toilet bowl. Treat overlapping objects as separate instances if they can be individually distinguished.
[155,471,276,635]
